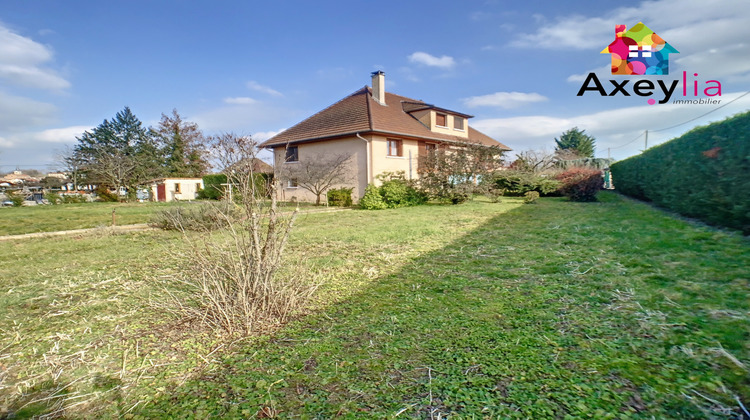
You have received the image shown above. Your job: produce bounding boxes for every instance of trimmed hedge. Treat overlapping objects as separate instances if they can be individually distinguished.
[491,170,561,196]
[610,111,750,234]
[327,187,353,207]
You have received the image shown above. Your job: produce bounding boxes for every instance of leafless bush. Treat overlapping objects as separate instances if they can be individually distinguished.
[161,133,318,335]
[149,202,240,232]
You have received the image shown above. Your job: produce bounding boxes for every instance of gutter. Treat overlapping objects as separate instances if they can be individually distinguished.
[355,133,372,184]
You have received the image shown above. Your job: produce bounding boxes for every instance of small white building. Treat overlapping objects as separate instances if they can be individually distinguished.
[148,178,204,202]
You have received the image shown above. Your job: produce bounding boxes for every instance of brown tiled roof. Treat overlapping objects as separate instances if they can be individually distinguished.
[259,87,510,150]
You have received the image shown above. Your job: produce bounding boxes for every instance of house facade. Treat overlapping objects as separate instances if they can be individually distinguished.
[148,178,204,202]
[259,71,510,203]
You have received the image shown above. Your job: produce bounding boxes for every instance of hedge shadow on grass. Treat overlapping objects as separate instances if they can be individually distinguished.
[137,194,750,418]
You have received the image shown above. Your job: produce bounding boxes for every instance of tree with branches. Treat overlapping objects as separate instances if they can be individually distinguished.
[278,152,354,205]
[418,142,505,203]
[73,106,160,195]
[154,109,211,177]
[554,127,596,159]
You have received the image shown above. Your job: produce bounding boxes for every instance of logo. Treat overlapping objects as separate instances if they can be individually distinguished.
[601,22,678,75]
[577,22,722,106]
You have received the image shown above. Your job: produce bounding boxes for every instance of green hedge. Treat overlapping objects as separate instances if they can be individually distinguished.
[199,174,227,200]
[327,187,353,207]
[610,111,750,234]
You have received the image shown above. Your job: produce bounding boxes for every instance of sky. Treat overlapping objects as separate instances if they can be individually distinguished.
[0,0,749,172]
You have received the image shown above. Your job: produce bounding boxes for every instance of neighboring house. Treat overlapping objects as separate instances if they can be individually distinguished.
[227,158,274,175]
[601,22,678,75]
[147,178,204,202]
[1,170,40,186]
[259,71,510,202]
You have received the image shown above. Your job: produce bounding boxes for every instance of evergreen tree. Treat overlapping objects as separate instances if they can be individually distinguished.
[554,127,596,158]
[154,109,210,177]
[74,106,162,196]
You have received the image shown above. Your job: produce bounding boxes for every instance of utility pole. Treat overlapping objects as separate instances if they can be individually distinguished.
[644,130,649,150]
[608,147,611,160]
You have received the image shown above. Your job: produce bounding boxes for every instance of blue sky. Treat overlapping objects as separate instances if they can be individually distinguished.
[1,0,748,171]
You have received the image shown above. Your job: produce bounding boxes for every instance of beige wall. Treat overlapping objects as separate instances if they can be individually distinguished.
[151,178,204,202]
[369,135,422,183]
[273,137,367,203]
[429,111,469,139]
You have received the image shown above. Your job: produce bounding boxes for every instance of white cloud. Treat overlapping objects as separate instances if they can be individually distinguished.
[463,92,548,109]
[512,0,750,81]
[253,129,285,142]
[246,81,283,97]
[223,97,258,105]
[0,22,70,90]
[407,52,456,69]
[0,91,57,132]
[33,126,91,144]
[473,91,750,160]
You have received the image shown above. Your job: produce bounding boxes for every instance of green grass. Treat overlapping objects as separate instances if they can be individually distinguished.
[1,192,748,418]
[0,200,317,236]
[0,201,182,235]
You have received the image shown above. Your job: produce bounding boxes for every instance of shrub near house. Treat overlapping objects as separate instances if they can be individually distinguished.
[556,168,602,202]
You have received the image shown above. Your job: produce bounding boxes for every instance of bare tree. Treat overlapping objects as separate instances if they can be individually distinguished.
[512,149,558,173]
[159,133,317,335]
[56,145,85,190]
[154,109,211,177]
[82,149,138,195]
[278,152,354,205]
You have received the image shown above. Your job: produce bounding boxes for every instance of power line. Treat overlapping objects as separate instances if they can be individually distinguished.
[606,90,750,152]
[609,131,644,150]
[651,90,750,133]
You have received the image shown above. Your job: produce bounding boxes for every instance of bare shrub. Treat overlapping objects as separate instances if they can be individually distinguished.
[161,133,318,335]
[149,202,240,232]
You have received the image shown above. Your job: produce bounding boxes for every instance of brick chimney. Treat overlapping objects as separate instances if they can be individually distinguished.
[371,70,385,105]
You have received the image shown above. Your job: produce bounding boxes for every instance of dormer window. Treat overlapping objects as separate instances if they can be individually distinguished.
[454,117,464,131]
[436,113,447,127]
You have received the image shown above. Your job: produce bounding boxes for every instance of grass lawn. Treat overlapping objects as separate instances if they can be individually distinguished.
[0,201,181,236]
[0,200,316,236]
[1,192,748,418]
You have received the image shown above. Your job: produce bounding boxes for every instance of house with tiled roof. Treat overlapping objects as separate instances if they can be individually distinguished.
[259,71,510,202]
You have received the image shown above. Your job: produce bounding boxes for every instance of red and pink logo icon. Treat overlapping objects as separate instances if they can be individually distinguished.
[601,22,678,75]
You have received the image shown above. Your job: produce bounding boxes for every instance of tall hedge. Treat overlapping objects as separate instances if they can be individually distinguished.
[610,111,750,234]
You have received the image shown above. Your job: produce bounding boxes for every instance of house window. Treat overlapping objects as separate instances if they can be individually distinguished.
[196,183,201,191]
[454,117,464,131]
[425,143,437,152]
[285,146,299,162]
[387,139,403,157]
[174,183,181,193]
[287,178,298,188]
[436,113,447,127]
